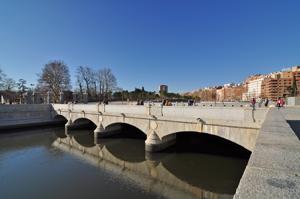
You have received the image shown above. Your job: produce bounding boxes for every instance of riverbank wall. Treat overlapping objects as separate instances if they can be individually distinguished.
[0,104,61,130]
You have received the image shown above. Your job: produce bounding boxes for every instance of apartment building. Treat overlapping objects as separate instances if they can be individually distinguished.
[243,75,265,100]
[216,85,245,101]
[261,66,300,101]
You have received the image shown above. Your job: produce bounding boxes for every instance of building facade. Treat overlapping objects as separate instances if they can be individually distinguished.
[216,85,245,102]
[186,66,300,102]
[243,75,265,100]
[159,85,168,95]
[261,66,300,101]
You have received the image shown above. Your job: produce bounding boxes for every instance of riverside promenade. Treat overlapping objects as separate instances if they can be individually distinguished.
[234,107,300,198]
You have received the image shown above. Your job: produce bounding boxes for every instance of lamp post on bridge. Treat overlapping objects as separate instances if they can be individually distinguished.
[47,91,51,104]
[59,90,64,104]
[83,91,88,104]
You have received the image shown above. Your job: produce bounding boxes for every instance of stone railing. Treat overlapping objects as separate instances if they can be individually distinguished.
[52,103,268,126]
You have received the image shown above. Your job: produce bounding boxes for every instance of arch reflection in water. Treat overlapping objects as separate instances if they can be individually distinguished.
[160,131,249,194]
[54,127,67,139]
[98,122,147,162]
[52,129,248,199]
[71,130,95,148]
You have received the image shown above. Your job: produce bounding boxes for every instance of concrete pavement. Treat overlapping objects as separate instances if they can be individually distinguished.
[234,108,300,199]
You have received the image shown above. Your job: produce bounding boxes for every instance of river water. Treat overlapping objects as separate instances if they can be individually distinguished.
[0,127,248,199]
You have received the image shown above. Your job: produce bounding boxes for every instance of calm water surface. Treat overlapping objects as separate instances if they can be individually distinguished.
[0,127,248,199]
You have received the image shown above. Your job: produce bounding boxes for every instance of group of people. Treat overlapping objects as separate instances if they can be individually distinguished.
[162,99,172,106]
[250,97,285,109]
[187,99,194,106]
[136,99,144,105]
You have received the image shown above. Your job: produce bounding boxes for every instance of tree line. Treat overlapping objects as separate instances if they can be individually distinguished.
[36,61,117,103]
[0,69,29,92]
[75,65,117,101]
[0,60,117,103]
[1,60,186,104]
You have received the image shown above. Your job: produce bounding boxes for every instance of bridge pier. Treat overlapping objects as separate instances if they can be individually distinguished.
[94,123,105,138]
[65,119,72,129]
[145,131,176,152]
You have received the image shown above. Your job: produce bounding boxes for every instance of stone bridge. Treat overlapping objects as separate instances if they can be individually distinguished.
[51,104,268,152]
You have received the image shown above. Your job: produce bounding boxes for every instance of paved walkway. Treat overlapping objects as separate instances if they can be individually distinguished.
[234,108,300,198]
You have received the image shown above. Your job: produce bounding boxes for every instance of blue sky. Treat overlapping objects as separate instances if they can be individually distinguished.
[0,0,300,92]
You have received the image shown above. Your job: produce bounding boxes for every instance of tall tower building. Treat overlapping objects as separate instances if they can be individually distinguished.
[159,85,168,96]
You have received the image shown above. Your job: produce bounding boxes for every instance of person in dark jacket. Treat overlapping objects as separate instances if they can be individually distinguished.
[264,98,269,107]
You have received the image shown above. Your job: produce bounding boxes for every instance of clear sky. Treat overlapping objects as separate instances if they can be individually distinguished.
[0,0,300,92]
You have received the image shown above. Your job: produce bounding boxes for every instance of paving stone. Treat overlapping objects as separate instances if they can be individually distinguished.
[234,167,300,199]
[256,131,300,146]
[234,108,300,198]
[260,126,295,134]
[248,143,300,172]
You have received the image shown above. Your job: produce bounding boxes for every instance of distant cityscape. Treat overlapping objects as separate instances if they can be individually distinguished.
[184,66,300,102]
[1,64,300,104]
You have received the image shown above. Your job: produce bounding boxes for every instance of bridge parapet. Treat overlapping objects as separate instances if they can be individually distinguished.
[52,104,267,124]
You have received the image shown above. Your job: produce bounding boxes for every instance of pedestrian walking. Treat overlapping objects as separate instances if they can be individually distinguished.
[264,98,269,107]
[250,98,256,110]
[276,97,281,109]
[280,98,285,108]
[258,98,263,108]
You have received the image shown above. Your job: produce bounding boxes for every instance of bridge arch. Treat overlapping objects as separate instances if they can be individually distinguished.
[103,122,147,138]
[53,114,68,124]
[102,117,149,137]
[157,122,258,152]
[72,118,97,129]
[162,131,251,157]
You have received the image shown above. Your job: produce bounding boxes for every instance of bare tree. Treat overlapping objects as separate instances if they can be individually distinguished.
[37,60,71,102]
[76,73,84,97]
[97,69,104,100]
[3,78,17,91]
[0,68,7,90]
[98,67,117,100]
[91,70,97,97]
[76,66,94,97]
[17,79,28,93]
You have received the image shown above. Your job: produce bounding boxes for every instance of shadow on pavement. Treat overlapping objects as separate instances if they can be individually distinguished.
[287,120,300,140]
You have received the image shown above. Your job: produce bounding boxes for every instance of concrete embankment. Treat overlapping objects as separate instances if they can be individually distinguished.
[234,108,300,198]
[0,104,62,130]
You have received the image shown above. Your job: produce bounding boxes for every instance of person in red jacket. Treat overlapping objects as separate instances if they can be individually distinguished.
[280,98,285,107]
[276,97,285,109]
